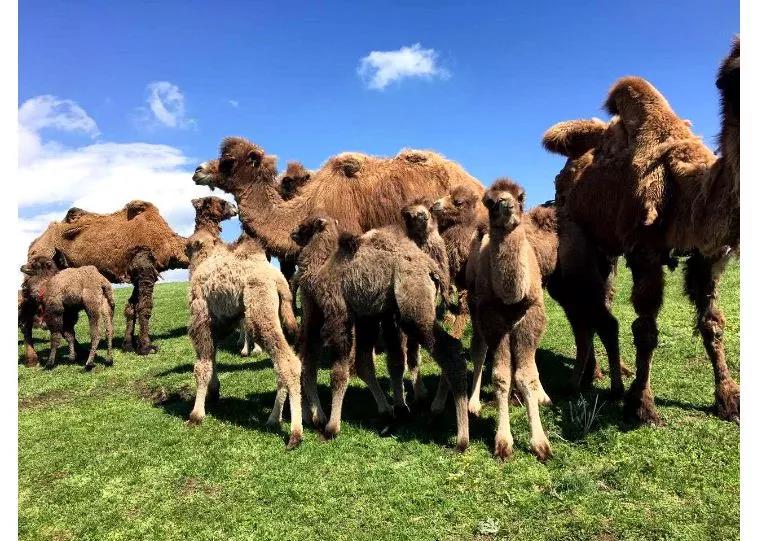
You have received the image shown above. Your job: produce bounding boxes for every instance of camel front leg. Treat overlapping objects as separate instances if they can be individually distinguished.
[300,296,326,427]
[135,273,157,355]
[354,317,393,417]
[380,318,409,416]
[685,253,739,422]
[83,307,101,371]
[188,297,215,425]
[432,326,469,452]
[468,319,488,416]
[122,286,138,352]
[624,249,664,425]
[22,318,38,367]
[491,333,514,459]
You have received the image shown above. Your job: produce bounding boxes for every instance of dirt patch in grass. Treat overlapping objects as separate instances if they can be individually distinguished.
[19,390,73,410]
[134,379,194,406]
[179,477,222,498]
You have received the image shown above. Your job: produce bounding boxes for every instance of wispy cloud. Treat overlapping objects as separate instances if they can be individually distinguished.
[228,99,239,108]
[358,43,450,90]
[17,95,232,283]
[136,81,196,130]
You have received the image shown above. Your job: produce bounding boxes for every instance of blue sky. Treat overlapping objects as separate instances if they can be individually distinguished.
[18,0,738,276]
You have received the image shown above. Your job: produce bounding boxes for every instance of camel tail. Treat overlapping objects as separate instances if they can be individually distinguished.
[276,275,299,344]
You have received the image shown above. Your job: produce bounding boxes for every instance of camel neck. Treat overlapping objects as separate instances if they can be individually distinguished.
[488,223,533,306]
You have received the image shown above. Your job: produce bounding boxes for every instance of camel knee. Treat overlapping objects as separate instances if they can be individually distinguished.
[698,307,725,341]
[632,317,658,352]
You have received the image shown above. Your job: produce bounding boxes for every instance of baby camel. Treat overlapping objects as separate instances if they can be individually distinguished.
[185,197,303,449]
[292,214,470,450]
[467,179,552,461]
[21,255,114,371]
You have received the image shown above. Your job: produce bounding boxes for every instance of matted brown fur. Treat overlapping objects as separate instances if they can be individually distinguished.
[278,161,312,201]
[192,137,485,260]
[185,200,302,448]
[542,40,740,425]
[292,214,470,450]
[466,179,552,461]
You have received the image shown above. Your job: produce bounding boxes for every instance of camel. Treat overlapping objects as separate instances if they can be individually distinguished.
[25,200,188,359]
[542,39,740,424]
[466,179,552,460]
[292,214,470,450]
[191,138,485,265]
[20,256,114,371]
[185,197,303,448]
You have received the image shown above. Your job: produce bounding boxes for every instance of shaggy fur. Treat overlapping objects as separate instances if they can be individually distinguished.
[26,200,189,356]
[542,40,740,424]
[292,214,470,450]
[185,198,302,448]
[21,258,114,371]
[278,161,312,201]
[466,179,552,460]
[192,138,485,261]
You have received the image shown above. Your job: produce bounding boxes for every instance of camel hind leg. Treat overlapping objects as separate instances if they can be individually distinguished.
[245,285,303,448]
[354,317,393,417]
[684,252,739,422]
[123,285,138,352]
[299,296,327,428]
[82,295,102,371]
[188,293,215,425]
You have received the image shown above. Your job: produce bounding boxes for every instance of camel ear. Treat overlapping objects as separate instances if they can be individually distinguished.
[482,194,495,209]
[316,217,328,230]
[517,191,526,210]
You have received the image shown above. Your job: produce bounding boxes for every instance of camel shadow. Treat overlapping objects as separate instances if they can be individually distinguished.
[154,357,272,377]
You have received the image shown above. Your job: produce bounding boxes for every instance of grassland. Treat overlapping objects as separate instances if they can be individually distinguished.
[18,261,739,541]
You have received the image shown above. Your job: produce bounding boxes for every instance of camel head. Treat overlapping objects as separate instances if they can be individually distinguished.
[483,178,525,232]
[185,229,224,262]
[278,161,311,201]
[431,184,480,229]
[401,197,436,242]
[193,137,278,194]
[191,196,238,225]
[290,213,339,248]
[717,37,740,119]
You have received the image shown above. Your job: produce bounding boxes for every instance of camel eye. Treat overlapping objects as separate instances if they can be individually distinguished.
[453,199,463,207]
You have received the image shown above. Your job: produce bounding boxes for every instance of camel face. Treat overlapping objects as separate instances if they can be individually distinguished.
[195,136,279,195]
[483,179,525,231]
[291,216,332,247]
[279,162,311,201]
[193,160,221,190]
[431,185,479,228]
[402,202,434,240]
[191,196,238,223]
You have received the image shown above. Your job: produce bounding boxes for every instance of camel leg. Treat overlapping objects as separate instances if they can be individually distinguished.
[431,326,470,452]
[405,335,428,403]
[188,295,215,425]
[83,296,102,371]
[300,296,326,427]
[512,306,552,461]
[322,301,354,440]
[103,298,114,366]
[450,290,470,340]
[430,374,449,415]
[62,311,78,363]
[135,272,157,355]
[380,319,409,415]
[595,305,624,399]
[492,333,514,459]
[122,286,138,352]
[354,318,393,417]
[323,349,352,440]
[22,318,39,367]
[685,253,739,422]
[468,320,488,416]
[624,249,664,425]
[568,311,595,392]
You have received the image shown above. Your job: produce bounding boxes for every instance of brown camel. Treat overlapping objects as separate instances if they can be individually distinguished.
[186,197,303,448]
[542,39,740,424]
[466,179,552,460]
[20,256,114,371]
[24,200,188,359]
[191,139,485,264]
[291,214,470,450]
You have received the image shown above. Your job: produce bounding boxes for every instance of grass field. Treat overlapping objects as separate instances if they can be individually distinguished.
[18,261,739,541]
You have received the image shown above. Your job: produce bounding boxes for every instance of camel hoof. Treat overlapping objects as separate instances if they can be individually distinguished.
[25,356,39,368]
[265,416,281,428]
[185,414,204,427]
[239,350,249,358]
[531,440,553,462]
[208,388,220,404]
[715,380,739,423]
[494,439,513,461]
[83,363,95,372]
[468,400,482,417]
[609,384,625,402]
[309,411,327,429]
[136,343,159,355]
[455,436,469,453]
[393,404,411,421]
[43,362,55,371]
[623,387,662,426]
[122,342,134,353]
[104,359,114,367]
[286,433,303,450]
[322,423,340,440]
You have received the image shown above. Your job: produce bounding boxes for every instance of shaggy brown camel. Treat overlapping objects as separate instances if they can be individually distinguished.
[542,39,740,424]
[21,256,114,371]
[191,138,485,264]
[466,179,552,460]
[25,200,188,358]
[186,197,303,448]
[292,214,470,450]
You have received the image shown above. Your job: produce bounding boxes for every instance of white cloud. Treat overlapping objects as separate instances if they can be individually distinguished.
[138,81,196,130]
[17,95,235,283]
[228,99,239,108]
[358,43,449,90]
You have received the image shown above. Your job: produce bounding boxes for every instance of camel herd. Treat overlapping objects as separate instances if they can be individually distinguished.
[18,39,740,459]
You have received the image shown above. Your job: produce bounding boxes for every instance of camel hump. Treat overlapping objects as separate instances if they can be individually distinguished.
[284,161,310,180]
[331,153,364,178]
[529,205,557,233]
[604,76,671,116]
[64,207,90,223]
[542,119,608,158]
[337,232,361,255]
[125,200,154,219]
[397,149,429,164]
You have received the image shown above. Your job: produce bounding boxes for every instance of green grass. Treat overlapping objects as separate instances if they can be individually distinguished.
[18,261,740,541]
